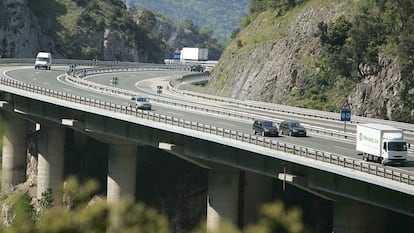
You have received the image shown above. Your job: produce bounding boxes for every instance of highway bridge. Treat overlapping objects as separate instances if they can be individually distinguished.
[0,60,414,232]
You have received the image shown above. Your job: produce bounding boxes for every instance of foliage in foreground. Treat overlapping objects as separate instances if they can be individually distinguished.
[0,177,309,233]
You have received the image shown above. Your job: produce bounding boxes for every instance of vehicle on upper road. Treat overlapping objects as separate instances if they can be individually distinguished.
[34,52,52,70]
[253,119,279,137]
[356,123,407,165]
[279,120,307,136]
[180,47,208,61]
[128,95,151,110]
[190,64,204,72]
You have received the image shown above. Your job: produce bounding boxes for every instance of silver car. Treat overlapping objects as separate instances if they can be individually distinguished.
[128,95,151,110]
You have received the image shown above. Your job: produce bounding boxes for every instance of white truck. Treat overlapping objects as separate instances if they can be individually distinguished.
[34,52,52,70]
[180,47,208,61]
[356,123,407,165]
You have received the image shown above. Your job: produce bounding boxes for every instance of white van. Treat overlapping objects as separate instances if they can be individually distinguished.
[34,52,52,70]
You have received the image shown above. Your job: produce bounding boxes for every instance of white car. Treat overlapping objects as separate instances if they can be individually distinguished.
[128,95,151,110]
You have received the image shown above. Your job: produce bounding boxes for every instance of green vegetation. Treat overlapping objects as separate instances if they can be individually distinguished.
[28,0,165,62]
[137,10,225,60]
[250,0,309,15]
[225,0,414,122]
[302,0,414,122]
[0,176,310,233]
[127,0,249,43]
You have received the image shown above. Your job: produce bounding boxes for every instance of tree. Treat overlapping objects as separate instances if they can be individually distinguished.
[1,177,170,233]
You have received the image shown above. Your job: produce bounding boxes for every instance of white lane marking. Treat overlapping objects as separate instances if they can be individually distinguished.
[63,88,72,92]
[216,121,237,127]
[333,145,355,152]
[89,94,103,99]
[166,111,185,117]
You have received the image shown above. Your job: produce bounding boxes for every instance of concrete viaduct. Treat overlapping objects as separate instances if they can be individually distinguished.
[0,74,413,233]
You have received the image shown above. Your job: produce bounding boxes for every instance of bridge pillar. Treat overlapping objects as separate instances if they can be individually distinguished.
[207,170,240,231]
[37,125,65,205]
[37,126,65,206]
[333,201,387,233]
[243,172,273,226]
[107,144,137,202]
[1,112,28,190]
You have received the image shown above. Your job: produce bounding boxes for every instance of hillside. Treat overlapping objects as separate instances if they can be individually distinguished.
[127,0,249,43]
[0,0,223,61]
[0,0,162,61]
[131,9,224,60]
[207,0,414,123]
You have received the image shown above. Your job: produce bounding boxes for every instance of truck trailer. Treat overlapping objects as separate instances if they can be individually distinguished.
[180,47,208,61]
[356,123,407,165]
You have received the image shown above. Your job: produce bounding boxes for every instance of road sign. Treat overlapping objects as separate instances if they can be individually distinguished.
[340,109,351,122]
[157,85,163,94]
[173,48,181,60]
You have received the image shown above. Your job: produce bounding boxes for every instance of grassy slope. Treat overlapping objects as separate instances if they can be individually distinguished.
[210,0,371,110]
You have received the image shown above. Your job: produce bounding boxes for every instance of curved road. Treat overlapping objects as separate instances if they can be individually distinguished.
[3,66,414,175]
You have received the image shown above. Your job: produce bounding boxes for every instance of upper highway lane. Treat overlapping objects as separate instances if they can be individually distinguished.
[3,66,414,174]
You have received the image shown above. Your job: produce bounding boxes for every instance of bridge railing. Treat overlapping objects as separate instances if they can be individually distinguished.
[168,75,414,151]
[0,58,174,67]
[3,58,413,132]
[1,73,414,188]
[64,70,355,140]
[64,66,413,151]
[168,75,414,133]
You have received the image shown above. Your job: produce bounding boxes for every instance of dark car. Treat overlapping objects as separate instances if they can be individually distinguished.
[279,120,307,136]
[190,64,204,72]
[253,119,279,137]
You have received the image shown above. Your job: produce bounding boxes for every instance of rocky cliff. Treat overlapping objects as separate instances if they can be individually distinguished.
[208,0,413,121]
[0,0,56,57]
[0,0,164,62]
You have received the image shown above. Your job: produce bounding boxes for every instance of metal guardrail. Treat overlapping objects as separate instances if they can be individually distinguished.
[0,58,193,70]
[168,76,414,133]
[0,72,413,188]
[66,65,412,153]
[168,75,414,152]
[64,70,354,140]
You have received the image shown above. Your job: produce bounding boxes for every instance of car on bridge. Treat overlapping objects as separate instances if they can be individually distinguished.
[253,119,279,137]
[190,64,204,72]
[128,95,151,110]
[279,120,307,136]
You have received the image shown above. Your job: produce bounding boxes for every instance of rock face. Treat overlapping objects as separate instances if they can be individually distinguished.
[103,29,140,61]
[0,0,56,57]
[209,1,413,120]
[350,57,403,119]
[0,0,157,61]
[209,2,347,100]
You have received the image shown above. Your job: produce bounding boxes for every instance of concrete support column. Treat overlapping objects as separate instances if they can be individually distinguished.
[243,172,273,226]
[37,126,65,206]
[107,144,137,202]
[333,201,387,233]
[74,131,88,147]
[1,112,27,190]
[207,170,240,231]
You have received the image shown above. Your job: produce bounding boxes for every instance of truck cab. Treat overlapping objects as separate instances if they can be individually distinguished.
[381,137,407,164]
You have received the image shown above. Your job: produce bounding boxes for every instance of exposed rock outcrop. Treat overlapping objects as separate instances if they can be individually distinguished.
[0,0,159,61]
[209,1,414,120]
[0,0,56,58]
[350,56,406,120]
